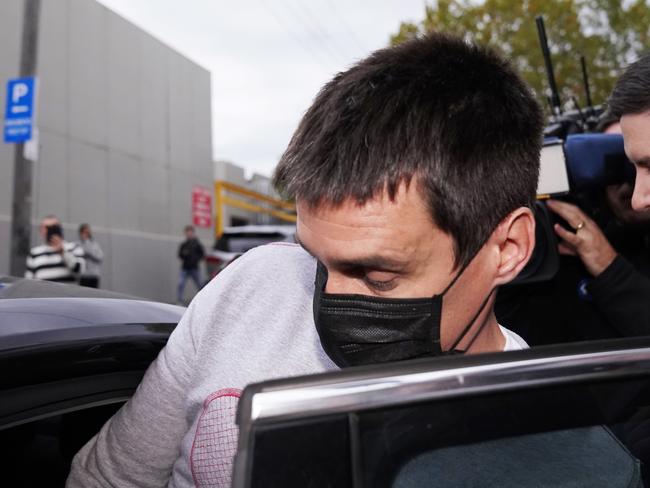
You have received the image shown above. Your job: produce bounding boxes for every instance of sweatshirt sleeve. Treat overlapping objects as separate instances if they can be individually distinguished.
[588,255,650,337]
[84,241,104,264]
[66,299,201,487]
[62,242,86,275]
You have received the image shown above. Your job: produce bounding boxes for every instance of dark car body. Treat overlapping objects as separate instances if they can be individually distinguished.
[0,276,184,487]
[234,338,650,488]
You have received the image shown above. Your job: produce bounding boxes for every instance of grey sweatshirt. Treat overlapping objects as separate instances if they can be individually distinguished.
[79,238,104,277]
[67,242,526,488]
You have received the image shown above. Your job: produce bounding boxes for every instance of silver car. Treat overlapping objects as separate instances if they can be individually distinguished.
[206,225,296,278]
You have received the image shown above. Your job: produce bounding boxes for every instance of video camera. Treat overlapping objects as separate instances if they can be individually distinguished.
[511,133,636,285]
[539,134,635,198]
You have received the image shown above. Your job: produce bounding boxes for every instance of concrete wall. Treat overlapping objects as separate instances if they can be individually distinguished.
[215,160,254,227]
[214,160,290,228]
[0,0,213,303]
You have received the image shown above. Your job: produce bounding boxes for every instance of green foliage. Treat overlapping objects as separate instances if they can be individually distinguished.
[391,0,650,113]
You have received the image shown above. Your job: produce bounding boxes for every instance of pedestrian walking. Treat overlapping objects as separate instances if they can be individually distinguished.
[177,225,204,304]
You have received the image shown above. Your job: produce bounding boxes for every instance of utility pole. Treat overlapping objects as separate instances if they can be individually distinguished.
[9,0,41,277]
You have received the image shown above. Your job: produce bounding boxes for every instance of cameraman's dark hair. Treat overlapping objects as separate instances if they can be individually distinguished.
[273,33,543,267]
[609,54,650,118]
[594,110,620,133]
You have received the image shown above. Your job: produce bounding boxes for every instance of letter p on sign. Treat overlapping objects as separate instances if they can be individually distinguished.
[12,83,28,103]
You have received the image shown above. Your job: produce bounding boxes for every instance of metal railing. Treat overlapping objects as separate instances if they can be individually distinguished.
[214,180,296,238]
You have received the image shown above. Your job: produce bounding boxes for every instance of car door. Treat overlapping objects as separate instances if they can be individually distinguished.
[0,323,174,487]
[234,338,650,488]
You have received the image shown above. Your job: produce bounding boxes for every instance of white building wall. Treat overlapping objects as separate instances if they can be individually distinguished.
[0,0,214,303]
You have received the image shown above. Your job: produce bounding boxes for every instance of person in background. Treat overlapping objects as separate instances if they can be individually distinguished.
[77,223,104,288]
[609,53,650,212]
[177,225,204,304]
[25,215,85,283]
[496,111,650,344]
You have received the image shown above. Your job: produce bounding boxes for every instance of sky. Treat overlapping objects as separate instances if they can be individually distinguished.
[96,0,427,177]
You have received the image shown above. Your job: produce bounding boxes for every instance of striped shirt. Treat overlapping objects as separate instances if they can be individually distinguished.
[25,241,86,282]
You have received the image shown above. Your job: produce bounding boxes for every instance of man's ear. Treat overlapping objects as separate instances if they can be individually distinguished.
[491,207,535,286]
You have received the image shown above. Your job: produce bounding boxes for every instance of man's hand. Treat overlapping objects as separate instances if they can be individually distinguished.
[49,235,64,254]
[546,200,617,277]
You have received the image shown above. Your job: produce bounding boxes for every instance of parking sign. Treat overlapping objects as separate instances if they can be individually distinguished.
[4,77,36,143]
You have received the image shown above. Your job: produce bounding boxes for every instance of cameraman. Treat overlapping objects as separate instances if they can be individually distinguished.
[545,194,650,339]
[497,117,650,343]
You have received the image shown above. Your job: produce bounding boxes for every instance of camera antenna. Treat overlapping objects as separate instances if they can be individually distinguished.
[580,54,595,118]
[536,16,562,118]
[571,96,587,125]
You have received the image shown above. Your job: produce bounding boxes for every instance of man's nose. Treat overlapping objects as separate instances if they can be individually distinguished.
[631,174,650,211]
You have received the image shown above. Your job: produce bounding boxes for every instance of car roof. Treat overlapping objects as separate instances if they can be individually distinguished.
[0,275,138,300]
[0,297,184,351]
[0,277,184,350]
[221,225,295,236]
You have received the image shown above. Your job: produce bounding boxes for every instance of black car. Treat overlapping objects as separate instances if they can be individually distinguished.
[0,276,184,487]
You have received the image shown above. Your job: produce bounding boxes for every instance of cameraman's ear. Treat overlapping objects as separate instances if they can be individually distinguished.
[491,207,535,286]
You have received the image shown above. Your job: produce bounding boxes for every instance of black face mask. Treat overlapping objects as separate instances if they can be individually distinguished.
[313,261,494,368]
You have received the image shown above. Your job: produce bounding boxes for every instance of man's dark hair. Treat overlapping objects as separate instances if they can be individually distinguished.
[609,54,650,118]
[273,33,543,267]
[184,225,195,233]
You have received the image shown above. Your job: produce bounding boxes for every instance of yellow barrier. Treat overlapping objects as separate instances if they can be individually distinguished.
[214,180,296,238]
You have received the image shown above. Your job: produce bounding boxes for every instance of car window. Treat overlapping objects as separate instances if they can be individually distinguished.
[363,379,644,488]
[0,402,124,488]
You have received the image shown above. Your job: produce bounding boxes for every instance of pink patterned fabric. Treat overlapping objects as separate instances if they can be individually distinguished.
[190,388,242,487]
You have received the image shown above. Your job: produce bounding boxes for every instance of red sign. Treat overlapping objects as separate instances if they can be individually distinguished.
[192,185,212,228]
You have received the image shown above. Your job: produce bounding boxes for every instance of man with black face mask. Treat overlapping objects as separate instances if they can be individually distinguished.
[68,34,541,488]
[308,187,530,368]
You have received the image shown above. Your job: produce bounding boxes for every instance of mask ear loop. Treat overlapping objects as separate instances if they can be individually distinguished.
[446,288,496,353]
[438,253,474,297]
[436,242,496,354]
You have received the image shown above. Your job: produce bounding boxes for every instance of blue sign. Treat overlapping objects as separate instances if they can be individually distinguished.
[4,77,36,143]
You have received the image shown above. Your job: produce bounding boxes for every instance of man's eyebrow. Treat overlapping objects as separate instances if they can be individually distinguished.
[295,232,406,271]
[332,255,407,272]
